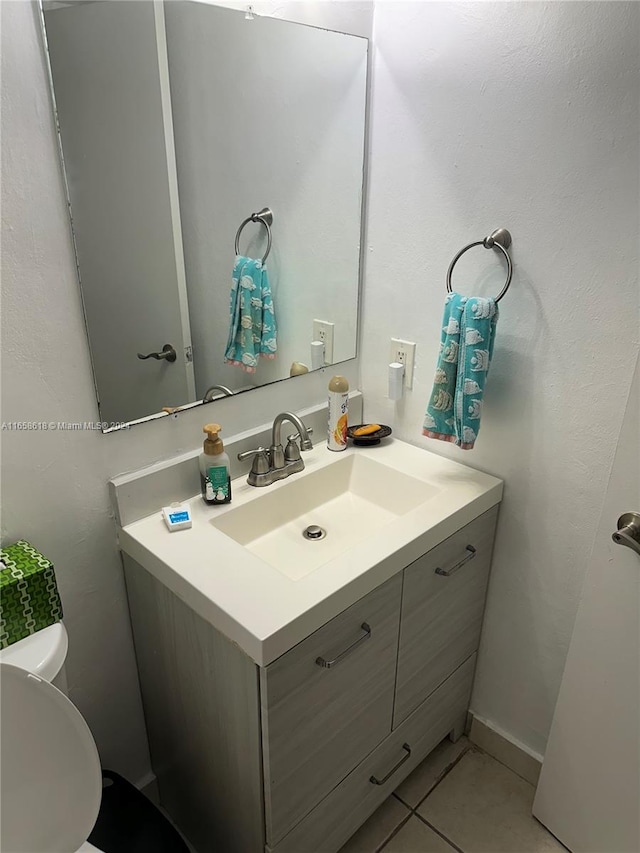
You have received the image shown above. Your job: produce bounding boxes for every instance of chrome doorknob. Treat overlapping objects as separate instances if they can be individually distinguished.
[612,512,640,556]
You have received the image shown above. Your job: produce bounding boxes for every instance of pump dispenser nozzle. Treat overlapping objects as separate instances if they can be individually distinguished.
[203,423,224,455]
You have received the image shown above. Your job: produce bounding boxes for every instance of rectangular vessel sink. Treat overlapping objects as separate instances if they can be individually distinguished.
[212,455,438,580]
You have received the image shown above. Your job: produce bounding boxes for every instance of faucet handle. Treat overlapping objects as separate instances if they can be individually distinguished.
[285,427,314,462]
[237,447,270,475]
[286,427,313,443]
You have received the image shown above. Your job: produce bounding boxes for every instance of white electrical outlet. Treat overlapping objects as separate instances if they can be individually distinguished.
[312,320,334,364]
[390,338,416,388]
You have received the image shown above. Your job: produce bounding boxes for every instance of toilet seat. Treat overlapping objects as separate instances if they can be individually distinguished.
[0,662,102,853]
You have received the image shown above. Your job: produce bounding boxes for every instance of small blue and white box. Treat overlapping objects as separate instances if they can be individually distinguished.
[162,503,192,532]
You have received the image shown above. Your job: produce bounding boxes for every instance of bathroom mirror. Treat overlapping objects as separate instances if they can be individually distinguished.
[41,0,368,429]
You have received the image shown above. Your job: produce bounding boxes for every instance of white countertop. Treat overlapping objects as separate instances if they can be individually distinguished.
[119,439,503,666]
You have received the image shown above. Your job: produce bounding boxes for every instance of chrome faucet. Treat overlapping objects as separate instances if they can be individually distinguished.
[238,412,313,487]
[203,384,233,403]
[270,412,313,467]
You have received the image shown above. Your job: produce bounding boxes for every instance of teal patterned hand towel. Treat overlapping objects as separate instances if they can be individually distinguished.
[423,292,498,450]
[224,255,277,373]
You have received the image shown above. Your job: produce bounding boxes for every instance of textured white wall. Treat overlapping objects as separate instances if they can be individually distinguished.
[1,0,367,784]
[363,1,639,757]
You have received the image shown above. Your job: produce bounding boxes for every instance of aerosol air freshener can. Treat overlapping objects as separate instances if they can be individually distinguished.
[327,375,349,451]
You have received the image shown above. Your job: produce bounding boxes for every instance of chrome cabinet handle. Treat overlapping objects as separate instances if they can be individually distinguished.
[315,622,371,669]
[435,544,477,577]
[612,513,640,556]
[137,344,177,362]
[370,743,412,785]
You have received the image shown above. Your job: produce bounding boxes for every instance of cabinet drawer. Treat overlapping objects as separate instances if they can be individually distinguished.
[394,506,498,727]
[269,654,476,853]
[261,574,402,845]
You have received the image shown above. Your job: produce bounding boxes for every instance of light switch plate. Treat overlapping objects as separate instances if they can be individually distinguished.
[390,339,416,388]
[313,320,334,364]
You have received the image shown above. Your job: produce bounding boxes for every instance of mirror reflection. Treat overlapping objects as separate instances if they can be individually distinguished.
[41,1,368,428]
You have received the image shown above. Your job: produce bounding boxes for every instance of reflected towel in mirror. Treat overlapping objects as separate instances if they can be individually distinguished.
[224,255,277,373]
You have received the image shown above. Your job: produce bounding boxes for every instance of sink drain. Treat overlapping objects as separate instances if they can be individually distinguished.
[302,525,326,541]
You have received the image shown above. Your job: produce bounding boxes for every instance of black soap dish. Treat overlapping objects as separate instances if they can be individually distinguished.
[347,424,392,446]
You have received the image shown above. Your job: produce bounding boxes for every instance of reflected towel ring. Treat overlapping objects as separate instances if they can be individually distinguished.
[446,228,513,303]
[234,207,273,264]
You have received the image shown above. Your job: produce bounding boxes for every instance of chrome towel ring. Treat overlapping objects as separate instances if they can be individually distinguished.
[446,228,513,303]
[234,207,273,264]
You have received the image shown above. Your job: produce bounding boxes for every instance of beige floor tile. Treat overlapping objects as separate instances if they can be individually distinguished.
[418,750,566,852]
[338,796,411,853]
[469,718,541,786]
[394,736,471,808]
[382,816,457,852]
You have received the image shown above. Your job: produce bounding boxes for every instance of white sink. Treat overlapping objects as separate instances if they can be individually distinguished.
[212,454,438,580]
[118,438,502,665]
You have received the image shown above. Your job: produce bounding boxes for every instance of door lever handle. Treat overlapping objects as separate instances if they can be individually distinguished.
[137,344,177,363]
[612,512,640,556]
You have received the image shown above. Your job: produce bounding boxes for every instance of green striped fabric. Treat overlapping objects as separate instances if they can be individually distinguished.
[0,540,63,649]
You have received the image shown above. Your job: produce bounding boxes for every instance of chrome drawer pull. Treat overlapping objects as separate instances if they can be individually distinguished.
[369,743,412,785]
[435,544,477,577]
[315,622,371,669]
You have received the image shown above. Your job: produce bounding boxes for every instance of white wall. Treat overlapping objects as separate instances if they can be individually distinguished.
[363,1,639,758]
[1,0,365,784]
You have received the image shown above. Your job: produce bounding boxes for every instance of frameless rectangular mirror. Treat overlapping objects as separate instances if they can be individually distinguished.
[41,0,368,429]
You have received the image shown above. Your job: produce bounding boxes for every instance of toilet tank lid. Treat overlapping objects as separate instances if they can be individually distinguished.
[0,622,68,681]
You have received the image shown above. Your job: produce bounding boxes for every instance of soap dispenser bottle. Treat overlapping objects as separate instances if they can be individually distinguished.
[200,424,231,505]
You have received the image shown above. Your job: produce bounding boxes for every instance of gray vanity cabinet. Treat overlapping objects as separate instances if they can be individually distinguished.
[394,506,499,726]
[270,654,477,853]
[261,575,402,845]
[123,505,499,853]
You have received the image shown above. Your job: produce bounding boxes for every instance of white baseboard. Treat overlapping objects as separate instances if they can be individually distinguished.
[468,713,543,786]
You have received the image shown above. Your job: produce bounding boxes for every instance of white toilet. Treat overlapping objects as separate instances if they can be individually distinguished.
[0,623,103,853]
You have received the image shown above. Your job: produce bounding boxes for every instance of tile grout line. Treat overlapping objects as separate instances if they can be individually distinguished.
[467,743,539,788]
[409,745,475,851]
[380,743,473,851]
[414,813,465,853]
[374,810,413,853]
[422,743,475,807]
[400,742,474,812]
